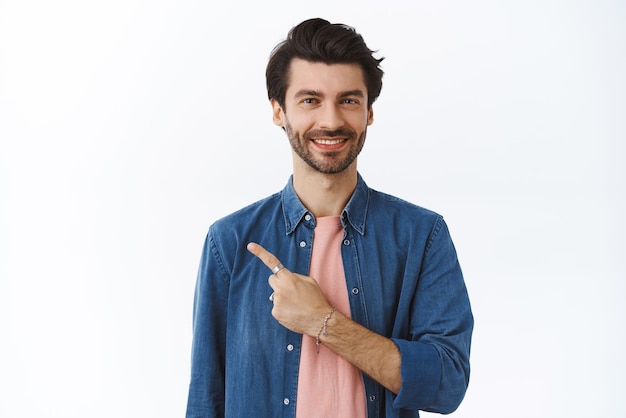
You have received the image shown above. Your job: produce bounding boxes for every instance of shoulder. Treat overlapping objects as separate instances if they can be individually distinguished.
[365,188,457,258]
[368,188,442,222]
[211,191,282,234]
[201,191,284,268]
[364,187,452,248]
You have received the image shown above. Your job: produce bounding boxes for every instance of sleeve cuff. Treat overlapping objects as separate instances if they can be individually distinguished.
[391,339,441,410]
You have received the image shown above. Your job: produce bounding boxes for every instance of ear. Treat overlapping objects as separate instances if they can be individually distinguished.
[271,99,285,127]
[367,106,374,126]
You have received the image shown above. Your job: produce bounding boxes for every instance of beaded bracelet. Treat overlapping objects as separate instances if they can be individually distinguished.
[315,308,337,354]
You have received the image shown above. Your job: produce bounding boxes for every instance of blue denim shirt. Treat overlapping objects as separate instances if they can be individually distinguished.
[186,174,473,418]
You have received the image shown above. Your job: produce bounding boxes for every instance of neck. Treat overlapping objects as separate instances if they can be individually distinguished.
[292,162,358,218]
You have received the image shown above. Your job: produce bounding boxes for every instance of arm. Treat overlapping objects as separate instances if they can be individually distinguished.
[391,217,473,413]
[186,229,229,418]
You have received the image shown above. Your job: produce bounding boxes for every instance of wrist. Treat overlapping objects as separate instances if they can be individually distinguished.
[315,307,337,354]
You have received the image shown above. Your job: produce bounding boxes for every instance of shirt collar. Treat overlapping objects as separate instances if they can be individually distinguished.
[280,173,369,236]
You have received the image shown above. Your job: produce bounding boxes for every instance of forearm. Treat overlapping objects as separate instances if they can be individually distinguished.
[247,242,402,394]
[317,310,402,394]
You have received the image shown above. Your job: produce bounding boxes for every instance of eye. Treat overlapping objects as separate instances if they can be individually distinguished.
[342,98,358,105]
[302,98,318,105]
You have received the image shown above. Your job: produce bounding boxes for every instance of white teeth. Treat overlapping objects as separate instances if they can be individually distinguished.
[314,138,344,145]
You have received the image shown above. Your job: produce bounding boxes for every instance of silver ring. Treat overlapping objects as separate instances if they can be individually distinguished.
[269,292,274,302]
[271,263,285,275]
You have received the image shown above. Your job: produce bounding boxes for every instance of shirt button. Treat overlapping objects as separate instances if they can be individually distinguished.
[299,241,306,248]
[304,214,312,221]
[283,398,290,405]
[343,239,350,245]
[369,394,376,402]
[351,287,359,295]
[287,344,294,351]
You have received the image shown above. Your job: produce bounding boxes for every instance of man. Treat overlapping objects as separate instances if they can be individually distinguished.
[186,18,473,418]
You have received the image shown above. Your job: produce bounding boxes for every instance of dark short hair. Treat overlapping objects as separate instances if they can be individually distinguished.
[266,18,384,109]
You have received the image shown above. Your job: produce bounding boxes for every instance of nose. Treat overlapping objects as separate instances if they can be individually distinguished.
[318,103,344,131]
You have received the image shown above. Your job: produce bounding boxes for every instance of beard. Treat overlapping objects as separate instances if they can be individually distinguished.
[284,121,367,175]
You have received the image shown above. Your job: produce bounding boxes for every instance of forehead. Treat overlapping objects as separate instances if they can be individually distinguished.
[285,58,367,97]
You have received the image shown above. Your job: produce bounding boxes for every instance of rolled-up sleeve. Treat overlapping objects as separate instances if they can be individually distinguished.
[392,217,473,413]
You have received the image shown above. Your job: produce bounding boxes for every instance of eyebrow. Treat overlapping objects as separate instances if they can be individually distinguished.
[338,89,365,99]
[293,89,365,99]
[294,90,322,98]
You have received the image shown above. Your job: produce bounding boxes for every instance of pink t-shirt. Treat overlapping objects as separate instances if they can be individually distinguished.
[295,216,367,418]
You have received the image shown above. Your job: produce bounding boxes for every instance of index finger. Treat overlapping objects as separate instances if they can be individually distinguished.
[247,242,286,273]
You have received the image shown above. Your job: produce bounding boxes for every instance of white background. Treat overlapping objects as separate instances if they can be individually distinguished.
[1,1,624,417]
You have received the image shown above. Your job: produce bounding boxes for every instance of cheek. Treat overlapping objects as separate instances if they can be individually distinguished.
[351,113,371,130]
[285,113,314,132]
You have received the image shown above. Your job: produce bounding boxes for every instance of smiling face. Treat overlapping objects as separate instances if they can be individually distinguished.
[272,58,374,175]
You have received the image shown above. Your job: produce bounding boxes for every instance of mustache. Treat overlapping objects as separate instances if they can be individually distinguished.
[304,128,356,140]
